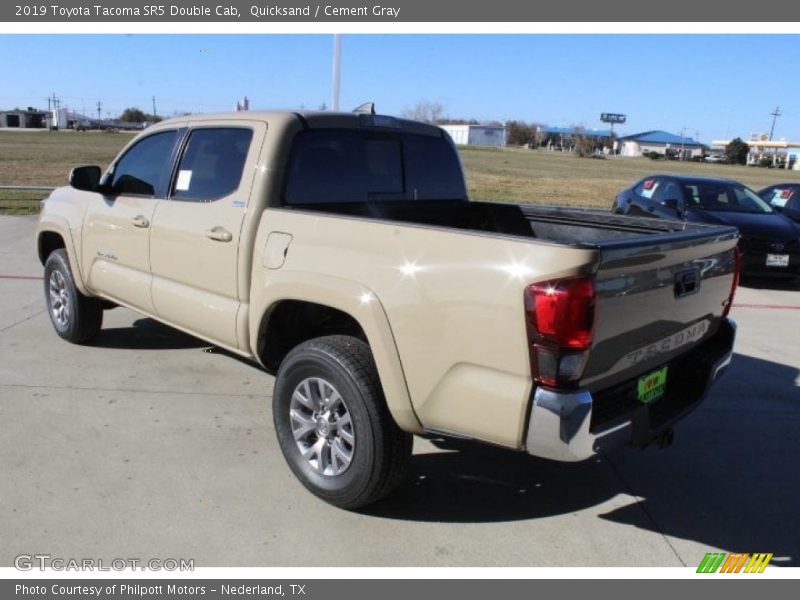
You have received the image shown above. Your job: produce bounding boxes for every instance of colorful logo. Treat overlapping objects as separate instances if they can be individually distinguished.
[697,552,773,573]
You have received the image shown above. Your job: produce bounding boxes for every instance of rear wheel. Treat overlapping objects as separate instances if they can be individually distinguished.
[273,335,412,509]
[44,249,103,344]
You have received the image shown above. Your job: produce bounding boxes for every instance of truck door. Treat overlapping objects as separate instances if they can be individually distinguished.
[81,129,181,312]
[149,123,262,350]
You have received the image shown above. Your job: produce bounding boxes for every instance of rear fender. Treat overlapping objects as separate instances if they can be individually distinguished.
[250,270,423,434]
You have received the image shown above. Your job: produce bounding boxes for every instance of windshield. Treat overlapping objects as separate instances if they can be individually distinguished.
[683,181,774,214]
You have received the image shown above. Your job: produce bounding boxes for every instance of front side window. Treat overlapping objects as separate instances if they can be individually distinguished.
[283,129,467,205]
[685,181,773,214]
[109,130,179,196]
[171,128,253,202]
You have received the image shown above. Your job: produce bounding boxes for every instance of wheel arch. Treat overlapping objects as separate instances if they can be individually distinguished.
[250,272,422,434]
[36,217,90,296]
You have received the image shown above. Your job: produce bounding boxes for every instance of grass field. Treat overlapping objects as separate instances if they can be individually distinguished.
[0,130,135,214]
[461,145,800,206]
[3,129,800,214]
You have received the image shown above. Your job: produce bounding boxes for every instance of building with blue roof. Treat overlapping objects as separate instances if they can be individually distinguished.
[619,130,704,159]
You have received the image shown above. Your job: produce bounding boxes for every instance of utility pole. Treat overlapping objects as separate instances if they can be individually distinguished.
[680,127,686,160]
[96,101,102,121]
[152,96,157,119]
[768,106,782,167]
[768,106,782,140]
[331,34,341,111]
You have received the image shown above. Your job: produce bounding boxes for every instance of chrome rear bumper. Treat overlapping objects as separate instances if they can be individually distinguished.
[525,319,736,461]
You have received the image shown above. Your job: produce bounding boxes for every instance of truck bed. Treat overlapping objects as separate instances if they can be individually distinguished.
[287,199,722,246]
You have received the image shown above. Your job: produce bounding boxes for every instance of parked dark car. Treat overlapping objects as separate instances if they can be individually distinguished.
[757,183,800,224]
[613,174,800,278]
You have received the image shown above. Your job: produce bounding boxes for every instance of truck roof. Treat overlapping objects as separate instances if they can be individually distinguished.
[152,110,443,137]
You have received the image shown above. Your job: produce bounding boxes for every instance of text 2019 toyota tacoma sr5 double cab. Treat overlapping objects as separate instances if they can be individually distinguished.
[36,110,738,508]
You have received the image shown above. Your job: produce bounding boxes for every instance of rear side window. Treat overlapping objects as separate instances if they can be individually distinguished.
[283,129,466,204]
[110,130,179,196]
[652,181,682,204]
[763,186,797,208]
[171,128,253,202]
[634,178,660,199]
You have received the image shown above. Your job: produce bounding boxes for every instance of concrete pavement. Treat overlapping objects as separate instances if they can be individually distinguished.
[1,215,798,567]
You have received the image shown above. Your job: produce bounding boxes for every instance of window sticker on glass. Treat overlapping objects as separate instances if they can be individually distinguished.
[773,188,795,207]
[176,170,192,192]
[639,179,659,199]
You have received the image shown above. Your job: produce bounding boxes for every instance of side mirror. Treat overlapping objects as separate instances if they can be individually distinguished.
[69,166,101,191]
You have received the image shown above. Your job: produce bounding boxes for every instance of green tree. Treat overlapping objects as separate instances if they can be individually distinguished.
[725,137,750,165]
[120,107,162,123]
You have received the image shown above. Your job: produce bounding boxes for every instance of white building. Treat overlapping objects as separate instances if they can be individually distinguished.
[440,124,506,147]
[619,130,703,159]
[712,139,800,170]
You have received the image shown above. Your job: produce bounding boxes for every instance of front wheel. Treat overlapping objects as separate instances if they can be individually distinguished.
[44,249,103,344]
[272,335,412,509]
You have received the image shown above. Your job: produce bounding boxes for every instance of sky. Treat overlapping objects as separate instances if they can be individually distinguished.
[2,34,800,143]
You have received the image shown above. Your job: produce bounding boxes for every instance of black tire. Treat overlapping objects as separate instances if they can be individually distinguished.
[43,249,103,344]
[273,335,413,509]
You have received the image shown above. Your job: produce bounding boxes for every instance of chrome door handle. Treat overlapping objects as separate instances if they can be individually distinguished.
[206,227,233,242]
[132,215,150,228]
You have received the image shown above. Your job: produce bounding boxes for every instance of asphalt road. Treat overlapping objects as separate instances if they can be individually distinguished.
[1,215,798,568]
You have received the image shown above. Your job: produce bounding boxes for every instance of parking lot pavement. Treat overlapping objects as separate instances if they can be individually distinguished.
[1,215,798,567]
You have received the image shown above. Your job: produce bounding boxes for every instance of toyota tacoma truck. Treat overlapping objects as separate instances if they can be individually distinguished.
[36,110,739,509]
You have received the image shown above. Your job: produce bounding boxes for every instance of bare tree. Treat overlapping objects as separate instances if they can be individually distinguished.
[402,100,445,124]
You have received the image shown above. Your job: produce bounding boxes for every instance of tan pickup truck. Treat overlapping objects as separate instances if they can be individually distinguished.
[37,110,739,508]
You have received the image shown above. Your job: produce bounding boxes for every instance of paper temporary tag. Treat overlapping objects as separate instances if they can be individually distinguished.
[176,170,192,191]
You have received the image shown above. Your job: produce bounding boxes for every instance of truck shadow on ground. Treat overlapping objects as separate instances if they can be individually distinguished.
[366,352,799,566]
[93,318,206,350]
[740,276,799,291]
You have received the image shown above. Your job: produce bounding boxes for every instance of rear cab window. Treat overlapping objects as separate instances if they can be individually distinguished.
[283,128,467,205]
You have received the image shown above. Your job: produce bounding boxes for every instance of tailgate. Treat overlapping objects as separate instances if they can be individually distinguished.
[582,226,738,392]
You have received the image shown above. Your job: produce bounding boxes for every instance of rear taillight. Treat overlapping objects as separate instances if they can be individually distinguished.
[524,276,596,389]
[722,246,740,318]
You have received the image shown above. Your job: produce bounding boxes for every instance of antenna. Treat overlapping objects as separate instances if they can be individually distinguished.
[352,102,375,115]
